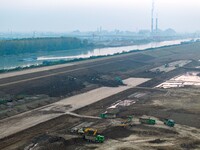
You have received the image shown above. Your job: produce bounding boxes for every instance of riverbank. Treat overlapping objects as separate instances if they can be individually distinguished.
[1,38,199,73]
[0,43,186,74]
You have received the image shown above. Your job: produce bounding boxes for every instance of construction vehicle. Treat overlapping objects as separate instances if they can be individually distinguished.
[83,133,104,143]
[156,68,160,73]
[163,119,175,127]
[118,116,133,127]
[100,113,116,119]
[71,127,97,135]
[164,63,169,68]
[70,127,104,143]
[115,77,123,84]
[82,128,105,143]
[83,128,98,135]
[175,64,179,68]
[139,118,156,125]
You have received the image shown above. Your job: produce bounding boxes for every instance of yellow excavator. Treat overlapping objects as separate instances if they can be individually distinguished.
[83,128,98,135]
[78,127,105,143]
[83,128,105,143]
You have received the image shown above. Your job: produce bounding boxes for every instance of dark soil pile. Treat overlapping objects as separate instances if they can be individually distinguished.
[102,126,134,139]
[24,134,87,150]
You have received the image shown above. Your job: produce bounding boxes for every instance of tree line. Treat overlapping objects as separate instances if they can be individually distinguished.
[0,37,93,55]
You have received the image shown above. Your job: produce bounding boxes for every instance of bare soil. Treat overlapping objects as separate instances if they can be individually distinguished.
[1,43,200,149]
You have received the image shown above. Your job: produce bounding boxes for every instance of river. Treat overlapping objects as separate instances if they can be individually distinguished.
[0,38,197,70]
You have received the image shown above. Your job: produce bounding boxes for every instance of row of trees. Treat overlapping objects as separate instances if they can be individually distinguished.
[0,37,93,55]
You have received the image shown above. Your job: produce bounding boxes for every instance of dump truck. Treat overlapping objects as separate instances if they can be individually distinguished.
[100,113,116,119]
[139,118,156,125]
[82,128,105,143]
[83,134,104,143]
[163,119,175,127]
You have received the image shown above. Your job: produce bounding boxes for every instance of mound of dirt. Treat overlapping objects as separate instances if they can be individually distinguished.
[126,125,178,136]
[84,74,124,87]
[149,139,166,144]
[24,134,93,150]
[102,126,133,139]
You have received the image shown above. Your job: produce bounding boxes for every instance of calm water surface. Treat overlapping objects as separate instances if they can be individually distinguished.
[0,38,197,70]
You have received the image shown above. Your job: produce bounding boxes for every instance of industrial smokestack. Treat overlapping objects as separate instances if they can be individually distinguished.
[151,0,155,33]
[156,16,158,31]
[151,18,154,33]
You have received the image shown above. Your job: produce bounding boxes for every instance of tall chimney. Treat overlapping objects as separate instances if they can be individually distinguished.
[156,16,158,31]
[151,0,155,33]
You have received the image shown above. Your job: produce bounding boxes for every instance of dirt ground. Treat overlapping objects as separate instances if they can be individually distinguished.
[1,43,200,149]
[0,77,150,140]
[19,86,200,150]
[1,86,200,150]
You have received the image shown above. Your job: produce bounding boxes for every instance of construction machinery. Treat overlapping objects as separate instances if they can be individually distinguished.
[163,119,175,127]
[164,63,169,68]
[100,113,116,119]
[156,68,160,73]
[175,64,179,68]
[118,116,133,127]
[83,128,98,135]
[115,77,123,84]
[139,118,156,125]
[82,128,104,143]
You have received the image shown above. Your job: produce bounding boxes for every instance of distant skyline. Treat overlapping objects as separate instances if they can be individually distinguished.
[0,0,200,33]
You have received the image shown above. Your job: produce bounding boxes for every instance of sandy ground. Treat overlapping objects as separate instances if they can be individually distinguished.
[0,77,150,139]
[150,60,191,73]
[96,120,200,150]
[156,72,200,88]
[152,88,200,114]
[46,86,200,150]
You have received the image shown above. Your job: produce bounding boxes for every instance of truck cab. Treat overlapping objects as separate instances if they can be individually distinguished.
[139,118,156,125]
[164,119,175,127]
[95,135,105,143]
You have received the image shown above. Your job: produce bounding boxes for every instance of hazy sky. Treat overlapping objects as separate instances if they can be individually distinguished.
[0,0,199,33]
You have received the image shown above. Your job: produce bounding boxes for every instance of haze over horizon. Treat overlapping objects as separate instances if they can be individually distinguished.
[0,0,200,33]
